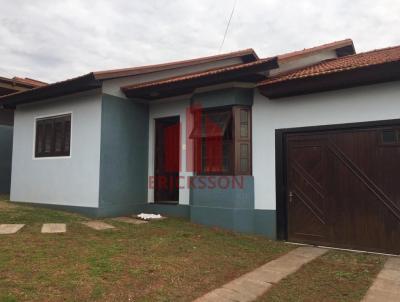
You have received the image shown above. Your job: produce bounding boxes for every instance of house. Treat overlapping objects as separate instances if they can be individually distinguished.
[1,39,400,254]
[0,76,46,193]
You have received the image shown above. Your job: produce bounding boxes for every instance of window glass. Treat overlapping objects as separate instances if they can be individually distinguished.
[35,114,71,158]
[239,109,249,138]
[193,106,251,175]
[382,130,396,144]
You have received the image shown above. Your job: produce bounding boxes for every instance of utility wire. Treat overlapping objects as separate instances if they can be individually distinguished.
[218,0,237,53]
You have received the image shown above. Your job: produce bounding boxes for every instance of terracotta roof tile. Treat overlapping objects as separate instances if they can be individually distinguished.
[12,77,47,87]
[277,39,354,61]
[0,76,47,89]
[121,59,274,92]
[259,45,400,86]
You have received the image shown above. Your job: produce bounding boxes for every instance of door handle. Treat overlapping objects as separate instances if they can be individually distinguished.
[289,192,294,203]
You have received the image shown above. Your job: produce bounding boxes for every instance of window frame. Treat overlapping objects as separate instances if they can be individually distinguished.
[233,106,252,175]
[192,105,252,176]
[378,127,400,147]
[33,113,72,159]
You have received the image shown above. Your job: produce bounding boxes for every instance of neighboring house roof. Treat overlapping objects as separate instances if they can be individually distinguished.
[0,76,47,96]
[11,77,47,87]
[0,48,259,107]
[93,48,259,80]
[258,45,400,98]
[276,39,355,62]
[121,58,278,100]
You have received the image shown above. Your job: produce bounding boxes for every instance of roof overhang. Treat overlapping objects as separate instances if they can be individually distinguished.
[258,60,400,99]
[121,58,278,100]
[0,73,101,109]
[93,48,259,80]
[0,48,259,107]
[277,39,355,62]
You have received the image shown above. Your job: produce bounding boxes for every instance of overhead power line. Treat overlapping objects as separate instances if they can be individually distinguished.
[218,0,238,53]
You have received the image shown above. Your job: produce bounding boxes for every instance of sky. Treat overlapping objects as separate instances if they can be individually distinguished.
[1,0,399,83]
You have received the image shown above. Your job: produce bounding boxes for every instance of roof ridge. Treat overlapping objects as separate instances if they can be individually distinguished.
[340,44,400,58]
[12,77,47,86]
[274,39,354,61]
[93,48,258,80]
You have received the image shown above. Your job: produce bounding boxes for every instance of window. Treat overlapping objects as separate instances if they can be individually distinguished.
[190,106,251,175]
[380,129,400,145]
[35,114,71,158]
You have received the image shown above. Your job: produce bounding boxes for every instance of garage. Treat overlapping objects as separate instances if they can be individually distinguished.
[280,122,400,254]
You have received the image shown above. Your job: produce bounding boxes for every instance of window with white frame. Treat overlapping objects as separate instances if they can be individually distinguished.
[35,114,71,157]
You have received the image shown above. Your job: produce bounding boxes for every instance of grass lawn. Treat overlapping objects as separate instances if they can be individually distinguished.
[258,250,386,302]
[0,196,294,302]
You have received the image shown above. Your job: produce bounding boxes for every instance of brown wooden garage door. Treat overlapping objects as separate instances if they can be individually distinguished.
[286,125,400,254]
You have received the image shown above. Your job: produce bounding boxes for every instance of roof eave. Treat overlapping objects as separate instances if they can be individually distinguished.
[277,39,355,62]
[0,73,102,109]
[122,58,278,100]
[258,61,400,99]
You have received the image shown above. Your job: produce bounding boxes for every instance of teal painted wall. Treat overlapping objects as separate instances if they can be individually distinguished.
[145,204,190,218]
[188,176,275,237]
[187,88,277,237]
[190,207,276,239]
[98,94,149,216]
[191,87,253,109]
[0,125,13,193]
[190,176,254,208]
[37,89,276,238]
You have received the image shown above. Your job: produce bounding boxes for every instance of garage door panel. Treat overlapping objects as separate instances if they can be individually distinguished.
[288,139,325,187]
[289,200,327,240]
[327,138,400,223]
[287,139,328,243]
[286,125,400,254]
[327,153,389,250]
[333,128,400,209]
[291,169,324,215]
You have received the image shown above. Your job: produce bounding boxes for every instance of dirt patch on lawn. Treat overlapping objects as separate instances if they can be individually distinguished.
[0,200,17,210]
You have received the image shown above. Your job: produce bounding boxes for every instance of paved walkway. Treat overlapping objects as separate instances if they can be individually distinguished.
[362,257,400,302]
[0,224,25,234]
[82,221,116,230]
[112,217,148,224]
[41,223,66,233]
[0,217,151,235]
[194,246,327,302]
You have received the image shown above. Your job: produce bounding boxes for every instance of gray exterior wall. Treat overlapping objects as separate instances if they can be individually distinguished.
[98,94,149,216]
[0,125,13,193]
[10,90,102,208]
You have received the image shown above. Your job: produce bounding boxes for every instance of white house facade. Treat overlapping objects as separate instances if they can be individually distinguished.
[2,39,400,254]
